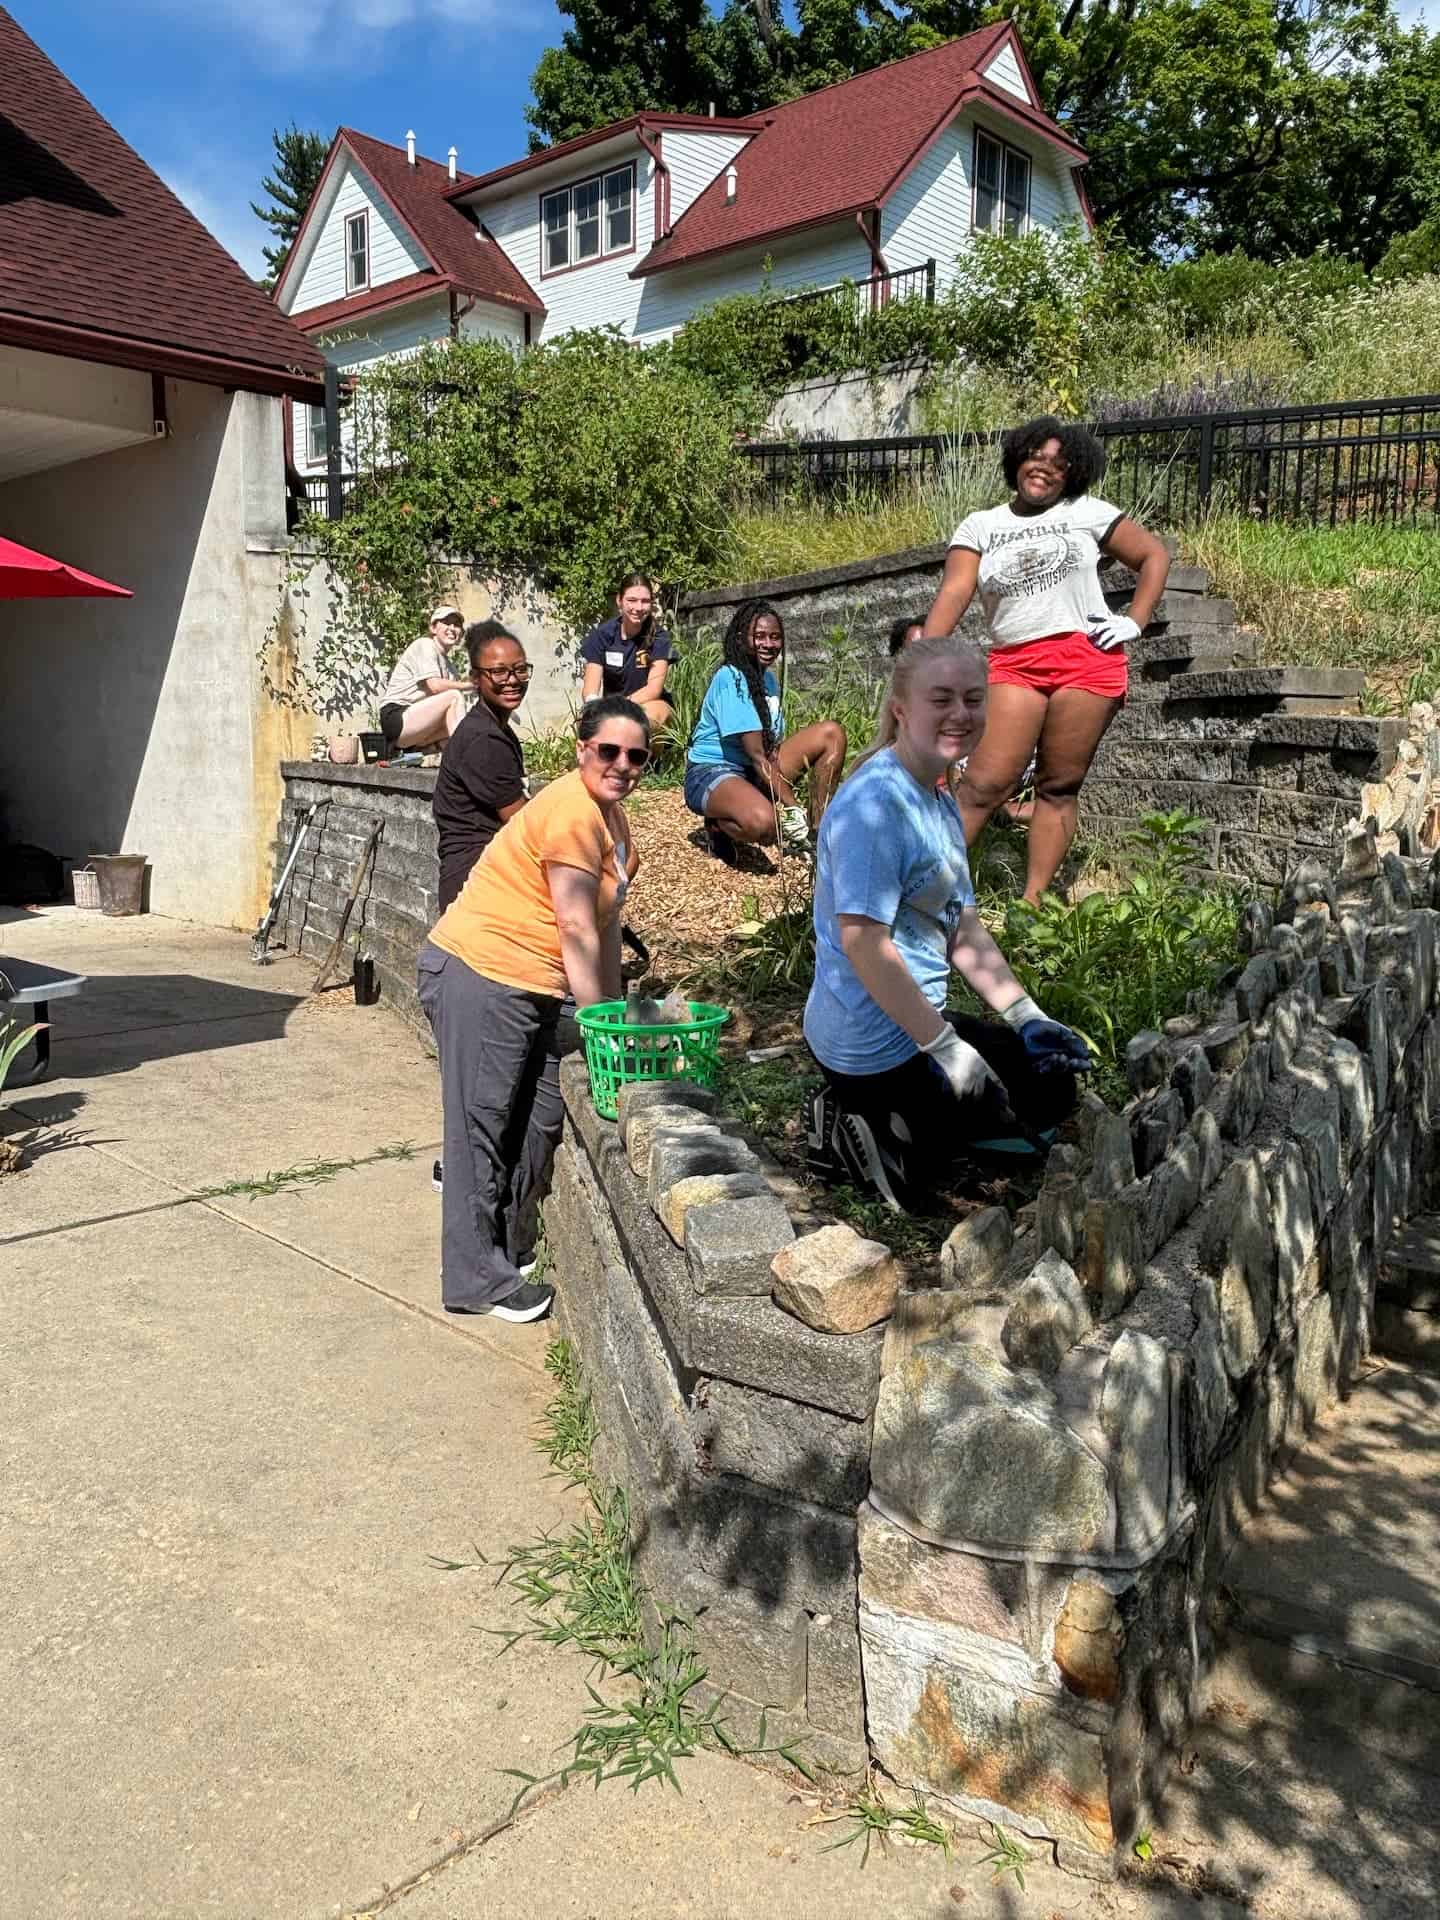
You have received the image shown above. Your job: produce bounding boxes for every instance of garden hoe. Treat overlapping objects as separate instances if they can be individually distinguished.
[252,801,322,964]
[311,816,384,996]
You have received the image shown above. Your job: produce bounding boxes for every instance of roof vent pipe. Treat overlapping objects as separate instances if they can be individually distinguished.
[447,145,458,182]
[406,129,416,166]
[724,164,737,205]
[708,101,715,117]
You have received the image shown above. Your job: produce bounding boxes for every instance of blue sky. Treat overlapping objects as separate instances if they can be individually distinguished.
[18,1,1438,279]
[20,1,563,276]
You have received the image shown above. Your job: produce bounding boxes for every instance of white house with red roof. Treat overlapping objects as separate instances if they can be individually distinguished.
[277,26,1089,478]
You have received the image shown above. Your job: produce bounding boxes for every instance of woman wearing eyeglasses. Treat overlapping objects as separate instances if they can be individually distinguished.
[923,416,1170,905]
[432,620,533,913]
[417,695,650,1323]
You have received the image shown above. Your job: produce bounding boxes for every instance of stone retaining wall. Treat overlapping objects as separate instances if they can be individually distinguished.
[681,547,1403,885]
[272,762,440,1031]
[540,826,1440,1867]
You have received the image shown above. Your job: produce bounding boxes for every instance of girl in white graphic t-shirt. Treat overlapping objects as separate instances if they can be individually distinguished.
[923,417,1169,905]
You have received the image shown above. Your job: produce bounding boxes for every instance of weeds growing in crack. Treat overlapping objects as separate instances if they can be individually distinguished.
[197,1140,415,1200]
[808,1773,955,1865]
[433,1339,816,1811]
[976,1821,1030,1889]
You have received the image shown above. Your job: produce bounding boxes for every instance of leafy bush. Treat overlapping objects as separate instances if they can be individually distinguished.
[997,813,1239,1106]
[652,630,721,768]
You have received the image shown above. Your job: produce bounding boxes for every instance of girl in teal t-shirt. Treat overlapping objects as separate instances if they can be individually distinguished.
[683,600,848,865]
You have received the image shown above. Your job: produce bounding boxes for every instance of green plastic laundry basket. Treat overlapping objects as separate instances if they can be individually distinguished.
[576,999,731,1120]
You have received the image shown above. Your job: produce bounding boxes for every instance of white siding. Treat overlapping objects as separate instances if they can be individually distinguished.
[882,111,1086,296]
[632,224,874,341]
[460,302,527,349]
[662,129,752,225]
[480,145,660,342]
[291,294,453,471]
[981,43,1031,103]
[283,156,428,315]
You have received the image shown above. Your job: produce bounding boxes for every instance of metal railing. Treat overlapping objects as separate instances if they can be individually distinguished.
[778,259,937,318]
[738,392,1440,527]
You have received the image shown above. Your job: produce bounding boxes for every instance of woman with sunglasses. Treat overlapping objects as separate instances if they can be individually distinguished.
[418,696,649,1324]
[684,598,847,863]
[432,620,533,913]
[923,416,1170,905]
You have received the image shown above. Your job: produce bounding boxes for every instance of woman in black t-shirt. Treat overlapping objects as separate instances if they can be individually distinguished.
[432,620,530,912]
[580,573,673,731]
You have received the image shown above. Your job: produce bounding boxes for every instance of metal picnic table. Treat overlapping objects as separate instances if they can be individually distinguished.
[0,956,87,1086]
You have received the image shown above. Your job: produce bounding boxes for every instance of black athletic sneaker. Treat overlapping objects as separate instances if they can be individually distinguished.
[804,1084,839,1178]
[431,1159,443,1194]
[484,1281,555,1323]
[832,1110,907,1213]
[706,823,739,866]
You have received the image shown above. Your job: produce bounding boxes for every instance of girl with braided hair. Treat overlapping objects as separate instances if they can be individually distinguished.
[683,599,847,864]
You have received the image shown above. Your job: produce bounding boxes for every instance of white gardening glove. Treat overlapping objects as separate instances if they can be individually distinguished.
[778,804,810,849]
[920,1023,1007,1103]
[1087,611,1141,652]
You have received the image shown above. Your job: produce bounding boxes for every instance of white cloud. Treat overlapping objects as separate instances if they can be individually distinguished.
[142,0,537,68]
[164,173,271,280]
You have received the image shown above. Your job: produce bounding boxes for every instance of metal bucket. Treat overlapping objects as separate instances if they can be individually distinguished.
[89,854,148,916]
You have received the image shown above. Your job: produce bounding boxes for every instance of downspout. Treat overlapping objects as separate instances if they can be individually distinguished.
[635,123,671,236]
[855,208,887,309]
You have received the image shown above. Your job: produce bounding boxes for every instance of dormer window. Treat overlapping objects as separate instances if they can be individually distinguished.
[972,129,1030,238]
[345,210,370,291]
[540,162,635,276]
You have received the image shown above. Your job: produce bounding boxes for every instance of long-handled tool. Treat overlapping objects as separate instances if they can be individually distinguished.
[252,802,323,964]
[310,816,383,995]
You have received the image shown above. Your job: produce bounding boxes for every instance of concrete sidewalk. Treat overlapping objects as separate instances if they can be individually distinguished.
[0,909,1343,1918]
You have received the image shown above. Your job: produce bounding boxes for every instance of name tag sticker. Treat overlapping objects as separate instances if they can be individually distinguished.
[605,650,625,669]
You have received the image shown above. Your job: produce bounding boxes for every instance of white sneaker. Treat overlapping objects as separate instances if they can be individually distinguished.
[432,1159,443,1193]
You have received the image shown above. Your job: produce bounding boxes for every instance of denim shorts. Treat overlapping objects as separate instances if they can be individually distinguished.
[683,760,755,816]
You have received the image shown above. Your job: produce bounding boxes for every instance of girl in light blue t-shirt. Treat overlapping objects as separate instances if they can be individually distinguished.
[683,599,848,866]
[803,634,1091,1213]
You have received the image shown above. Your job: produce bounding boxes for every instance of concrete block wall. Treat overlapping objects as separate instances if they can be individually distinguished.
[681,547,1403,886]
[272,763,440,1030]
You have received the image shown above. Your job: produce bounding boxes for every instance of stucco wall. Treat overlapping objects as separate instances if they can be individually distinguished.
[0,379,309,929]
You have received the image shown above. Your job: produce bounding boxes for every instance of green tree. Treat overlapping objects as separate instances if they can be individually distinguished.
[251,123,330,287]
[526,0,728,146]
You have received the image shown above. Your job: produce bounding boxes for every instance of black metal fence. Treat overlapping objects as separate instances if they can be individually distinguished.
[779,259,937,317]
[739,392,1440,528]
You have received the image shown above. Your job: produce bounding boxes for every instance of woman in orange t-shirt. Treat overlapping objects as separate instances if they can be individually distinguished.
[417,695,647,1323]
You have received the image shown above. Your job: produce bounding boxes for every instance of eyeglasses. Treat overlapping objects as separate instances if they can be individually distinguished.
[590,741,650,768]
[477,664,533,684]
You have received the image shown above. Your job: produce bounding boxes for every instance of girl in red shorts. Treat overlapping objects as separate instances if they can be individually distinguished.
[924,417,1170,905]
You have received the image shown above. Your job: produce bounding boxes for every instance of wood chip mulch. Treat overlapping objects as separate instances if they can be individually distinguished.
[622,786,805,995]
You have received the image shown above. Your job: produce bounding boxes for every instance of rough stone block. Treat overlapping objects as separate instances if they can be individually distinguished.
[856,1503,1026,1646]
[1171,1043,1215,1118]
[806,1604,867,1739]
[1235,953,1279,1024]
[1081,1114,1133,1206]
[1130,1087,1185,1175]
[626,1100,729,1176]
[1079,1184,1145,1321]
[1221,1035,1272,1142]
[880,1287,980,1375]
[1382,850,1415,908]
[1190,1106,1224,1191]
[1294,1291,1342,1433]
[1102,1331,1173,1552]
[616,1076,718,1146]
[1237,899,1275,956]
[648,1127,761,1212]
[1035,1174,1084,1265]
[684,1474,857,1615]
[1364,918,1427,1038]
[657,1170,772,1245]
[771,1222,899,1334]
[1198,1154,1276,1378]
[687,1293,883,1422]
[1343,982,1392,1113]
[1124,1029,1172,1094]
[702,1378,871,1511]
[858,1609,1115,1854]
[1265,1137,1318,1318]
[682,1582,808,1711]
[1199,1019,1251,1072]
[1169,665,1362,702]
[1188,1277,1234,1467]
[1001,1250,1093,1377]
[870,1344,1110,1553]
[1289,1044,1344,1225]
[602,1266,698,1494]
[684,1191,796,1295]
[937,1204,1013,1297]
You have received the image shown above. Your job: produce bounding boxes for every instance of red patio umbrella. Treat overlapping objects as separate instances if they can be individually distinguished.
[0,533,132,599]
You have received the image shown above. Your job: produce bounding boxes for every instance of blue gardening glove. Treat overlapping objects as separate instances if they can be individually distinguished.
[1001,995,1093,1074]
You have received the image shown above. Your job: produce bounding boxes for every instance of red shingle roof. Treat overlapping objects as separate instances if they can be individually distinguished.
[0,7,324,397]
[636,27,1086,277]
[288,131,543,318]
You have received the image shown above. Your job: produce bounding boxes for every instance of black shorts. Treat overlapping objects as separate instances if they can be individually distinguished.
[380,702,407,745]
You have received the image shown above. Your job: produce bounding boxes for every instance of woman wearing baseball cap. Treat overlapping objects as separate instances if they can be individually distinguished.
[378,605,476,755]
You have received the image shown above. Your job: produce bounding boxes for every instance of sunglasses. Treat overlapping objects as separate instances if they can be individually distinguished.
[590,741,650,769]
[477,664,532,684]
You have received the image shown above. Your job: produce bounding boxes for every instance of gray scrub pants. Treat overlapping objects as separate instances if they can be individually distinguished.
[417,942,569,1311]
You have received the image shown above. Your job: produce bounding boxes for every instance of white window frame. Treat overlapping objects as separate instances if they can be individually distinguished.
[972,128,1031,238]
[306,403,328,465]
[345,209,370,292]
[539,161,636,277]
